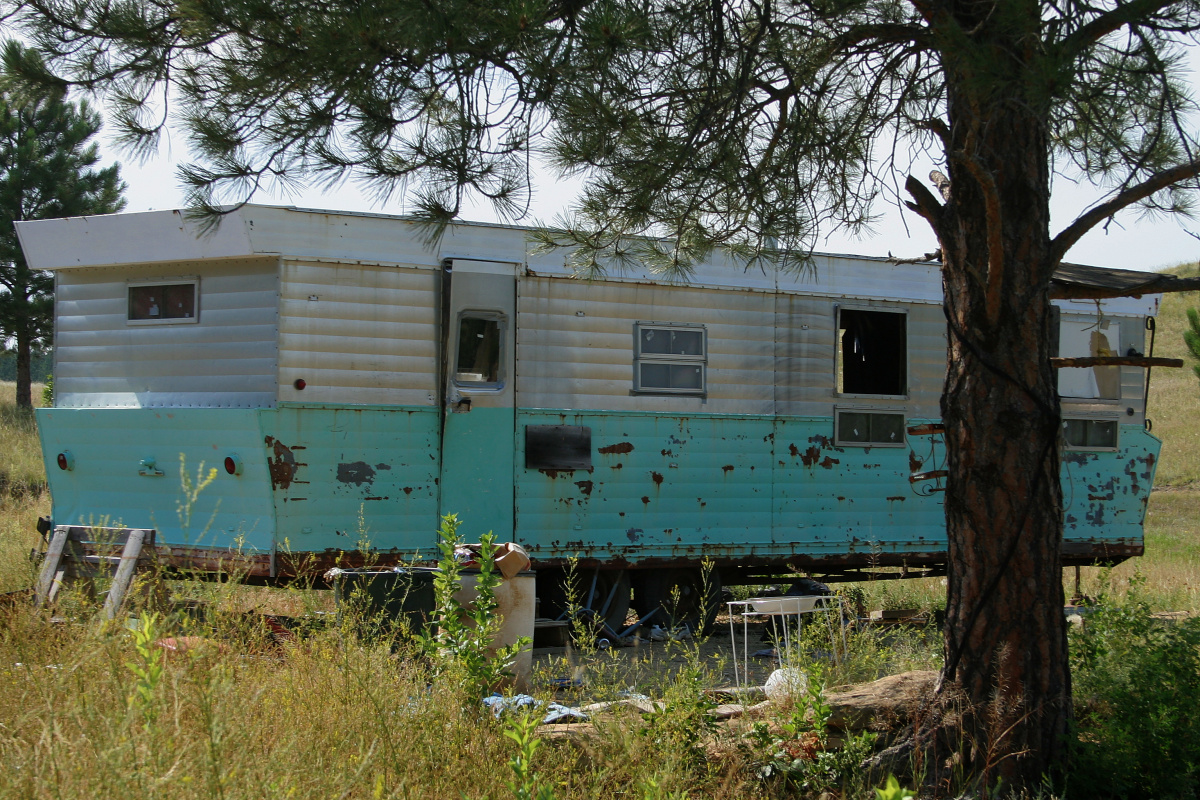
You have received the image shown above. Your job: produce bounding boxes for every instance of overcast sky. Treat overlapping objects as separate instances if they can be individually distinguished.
[102,111,1200,275]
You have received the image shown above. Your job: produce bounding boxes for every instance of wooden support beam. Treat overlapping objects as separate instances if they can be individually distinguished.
[1050,356,1183,369]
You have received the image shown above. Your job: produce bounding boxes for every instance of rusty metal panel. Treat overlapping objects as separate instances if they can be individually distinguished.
[515,410,778,562]
[260,405,442,554]
[515,276,777,414]
[53,257,279,409]
[1061,426,1160,544]
[277,260,439,406]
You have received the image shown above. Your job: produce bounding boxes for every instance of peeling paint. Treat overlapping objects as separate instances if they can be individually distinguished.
[336,461,376,486]
[651,471,664,485]
[722,464,734,474]
[598,442,634,455]
[626,528,643,542]
[641,495,650,505]
[801,446,821,467]
[820,456,839,469]
[575,480,594,496]
[266,438,299,490]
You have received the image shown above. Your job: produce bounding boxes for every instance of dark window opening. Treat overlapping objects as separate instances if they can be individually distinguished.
[525,425,592,470]
[836,411,906,446]
[129,283,196,321]
[838,309,907,396]
[1063,418,1118,449]
[455,314,502,384]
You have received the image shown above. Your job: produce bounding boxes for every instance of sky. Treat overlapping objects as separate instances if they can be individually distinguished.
[101,117,1200,275]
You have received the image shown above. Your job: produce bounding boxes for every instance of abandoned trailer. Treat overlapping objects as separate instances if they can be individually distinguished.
[16,205,1163,626]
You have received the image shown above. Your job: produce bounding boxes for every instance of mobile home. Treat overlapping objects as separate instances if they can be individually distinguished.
[17,206,1162,626]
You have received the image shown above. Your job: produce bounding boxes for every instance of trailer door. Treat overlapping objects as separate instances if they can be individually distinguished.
[438,259,518,540]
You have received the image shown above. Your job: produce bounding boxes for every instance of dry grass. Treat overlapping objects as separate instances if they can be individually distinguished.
[0,381,47,498]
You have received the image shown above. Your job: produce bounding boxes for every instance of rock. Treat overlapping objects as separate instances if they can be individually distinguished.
[824,670,938,732]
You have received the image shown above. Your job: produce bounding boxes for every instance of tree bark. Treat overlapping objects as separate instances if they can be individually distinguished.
[930,6,1071,789]
[14,290,32,409]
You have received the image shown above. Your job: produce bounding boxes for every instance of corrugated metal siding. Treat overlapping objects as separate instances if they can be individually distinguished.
[261,405,441,553]
[54,258,279,408]
[516,276,776,414]
[277,260,439,406]
[37,407,277,553]
[774,296,944,417]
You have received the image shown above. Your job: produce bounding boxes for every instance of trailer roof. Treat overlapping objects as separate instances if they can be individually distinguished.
[15,204,1162,314]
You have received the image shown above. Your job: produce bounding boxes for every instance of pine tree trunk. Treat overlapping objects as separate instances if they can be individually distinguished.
[15,313,32,409]
[932,24,1071,787]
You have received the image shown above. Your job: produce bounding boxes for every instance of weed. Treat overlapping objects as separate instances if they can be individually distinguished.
[421,513,530,694]
[125,610,165,731]
[501,711,556,800]
[1069,577,1200,798]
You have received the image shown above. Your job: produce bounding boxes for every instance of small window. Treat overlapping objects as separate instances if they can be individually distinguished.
[1062,418,1118,450]
[837,308,907,396]
[836,410,906,447]
[128,281,198,323]
[634,323,706,395]
[455,312,504,386]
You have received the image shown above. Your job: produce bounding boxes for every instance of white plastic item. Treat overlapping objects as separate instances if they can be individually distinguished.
[764,668,809,703]
[452,573,536,690]
[749,595,821,615]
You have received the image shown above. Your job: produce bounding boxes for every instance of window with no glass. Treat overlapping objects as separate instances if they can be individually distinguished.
[1062,418,1118,450]
[128,282,198,323]
[455,312,503,386]
[633,323,706,394]
[1057,316,1122,400]
[836,410,906,447]
[837,308,907,396]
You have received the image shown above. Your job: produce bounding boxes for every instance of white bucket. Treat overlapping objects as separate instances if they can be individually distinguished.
[452,572,536,690]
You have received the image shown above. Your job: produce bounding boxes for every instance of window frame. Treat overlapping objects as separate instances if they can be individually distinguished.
[632,321,707,396]
[126,278,200,326]
[1061,415,1121,452]
[834,305,909,400]
[452,309,507,391]
[834,407,908,448]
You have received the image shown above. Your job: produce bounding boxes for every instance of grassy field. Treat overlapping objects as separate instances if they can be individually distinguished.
[2,297,1200,799]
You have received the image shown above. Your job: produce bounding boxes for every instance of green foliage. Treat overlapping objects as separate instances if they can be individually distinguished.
[421,514,530,694]
[39,374,51,406]
[0,43,124,408]
[1185,307,1200,385]
[125,610,165,731]
[1069,579,1200,799]
[874,774,917,800]
[501,712,556,800]
[752,668,878,796]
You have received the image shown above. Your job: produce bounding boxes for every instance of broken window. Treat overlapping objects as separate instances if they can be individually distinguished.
[633,323,706,394]
[1062,418,1118,449]
[836,410,906,446]
[455,312,503,386]
[1057,316,1121,400]
[128,281,198,323]
[837,308,907,396]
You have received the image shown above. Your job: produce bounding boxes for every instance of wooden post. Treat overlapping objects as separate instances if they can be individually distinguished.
[103,529,147,621]
[34,527,69,608]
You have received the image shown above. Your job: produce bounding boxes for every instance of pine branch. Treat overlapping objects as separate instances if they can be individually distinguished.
[1050,157,1200,264]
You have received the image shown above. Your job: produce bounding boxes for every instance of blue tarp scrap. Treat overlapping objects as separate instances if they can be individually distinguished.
[482,694,590,725]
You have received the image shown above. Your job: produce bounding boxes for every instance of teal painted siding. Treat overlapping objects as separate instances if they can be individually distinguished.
[261,404,441,554]
[37,407,1157,567]
[1060,426,1160,543]
[37,407,277,553]
[514,410,946,562]
[438,406,516,541]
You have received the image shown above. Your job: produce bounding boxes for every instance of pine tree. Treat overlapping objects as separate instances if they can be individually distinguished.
[1185,308,1200,384]
[0,44,125,408]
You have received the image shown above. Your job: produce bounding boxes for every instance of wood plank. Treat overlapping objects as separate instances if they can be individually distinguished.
[1050,356,1183,369]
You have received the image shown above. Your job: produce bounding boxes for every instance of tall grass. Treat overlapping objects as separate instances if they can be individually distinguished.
[1144,262,1200,486]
